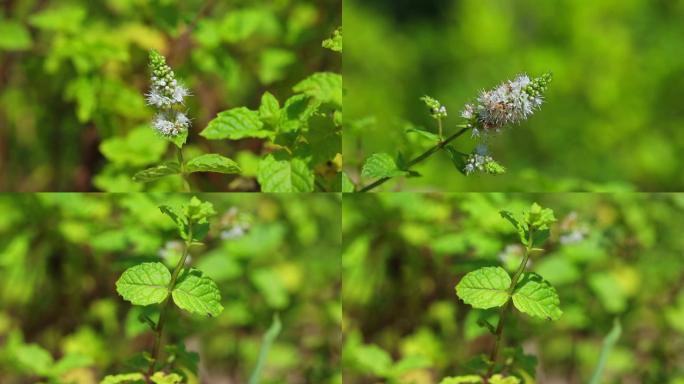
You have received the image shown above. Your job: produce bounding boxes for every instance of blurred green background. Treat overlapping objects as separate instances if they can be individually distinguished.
[343,0,684,192]
[0,193,341,383]
[0,0,340,191]
[343,193,684,383]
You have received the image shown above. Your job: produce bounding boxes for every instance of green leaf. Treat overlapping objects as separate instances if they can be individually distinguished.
[277,94,320,133]
[292,72,342,107]
[342,172,355,192]
[512,273,562,320]
[490,375,521,384]
[200,107,270,140]
[259,91,280,126]
[406,127,440,142]
[248,314,282,384]
[167,129,188,149]
[444,145,468,175]
[150,372,183,384]
[159,204,188,239]
[257,155,314,192]
[116,262,171,306]
[100,373,145,384]
[0,20,32,51]
[322,27,342,52]
[100,126,167,167]
[361,153,408,179]
[185,154,241,174]
[172,270,224,317]
[132,162,180,182]
[28,5,86,33]
[455,267,511,309]
[14,343,54,376]
[439,376,482,384]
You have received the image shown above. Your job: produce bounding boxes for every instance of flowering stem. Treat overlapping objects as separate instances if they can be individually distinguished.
[358,125,470,192]
[485,228,534,381]
[146,225,193,382]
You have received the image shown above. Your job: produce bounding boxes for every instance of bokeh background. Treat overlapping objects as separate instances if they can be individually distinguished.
[343,0,684,192]
[0,193,341,383]
[343,193,684,383]
[0,0,340,191]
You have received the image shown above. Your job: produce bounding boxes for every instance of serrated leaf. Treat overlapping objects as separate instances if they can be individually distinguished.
[292,72,342,107]
[200,107,270,140]
[361,153,408,179]
[512,273,562,320]
[439,376,482,384]
[257,155,314,192]
[116,262,171,306]
[132,162,180,182]
[172,270,224,317]
[456,266,511,309]
[259,91,280,126]
[278,94,320,133]
[185,154,241,174]
[101,373,145,384]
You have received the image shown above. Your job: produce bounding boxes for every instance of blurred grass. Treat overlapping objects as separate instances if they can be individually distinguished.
[343,0,684,191]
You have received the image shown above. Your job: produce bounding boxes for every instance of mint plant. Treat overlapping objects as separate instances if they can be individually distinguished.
[103,197,222,383]
[441,203,561,384]
[130,28,342,192]
[352,73,552,192]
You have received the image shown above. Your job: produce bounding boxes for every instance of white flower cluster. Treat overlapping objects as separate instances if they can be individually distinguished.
[463,145,505,175]
[462,73,551,137]
[146,50,191,137]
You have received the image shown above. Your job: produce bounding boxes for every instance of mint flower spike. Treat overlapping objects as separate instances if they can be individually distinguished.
[145,50,191,138]
[421,95,448,119]
[463,73,552,137]
[463,145,505,175]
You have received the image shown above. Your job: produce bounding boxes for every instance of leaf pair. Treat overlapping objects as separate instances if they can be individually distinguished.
[455,266,562,321]
[115,262,223,318]
[133,154,241,183]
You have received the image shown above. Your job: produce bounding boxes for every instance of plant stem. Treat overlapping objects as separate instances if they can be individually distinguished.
[146,225,193,381]
[358,125,470,192]
[176,146,191,192]
[437,118,444,141]
[485,228,535,380]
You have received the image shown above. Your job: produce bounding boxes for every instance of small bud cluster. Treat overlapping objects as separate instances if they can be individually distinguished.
[145,50,191,137]
[420,95,447,119]
[462,73,551,137]
[463,146,506,175]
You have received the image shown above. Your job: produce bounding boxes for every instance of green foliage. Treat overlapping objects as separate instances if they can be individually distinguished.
[322,27,342,52]
[248,314,283,384]
[0,1,340,191]
[132,162,181,183]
